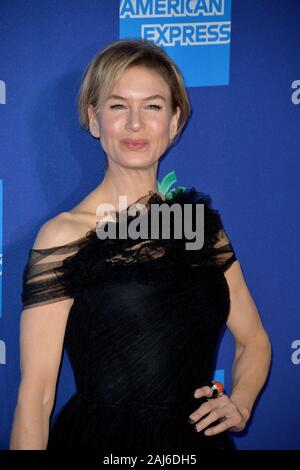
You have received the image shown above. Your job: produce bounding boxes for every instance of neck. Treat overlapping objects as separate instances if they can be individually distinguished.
[96,169,164,208]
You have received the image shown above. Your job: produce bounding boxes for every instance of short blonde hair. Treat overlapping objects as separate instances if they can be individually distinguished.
[77,39,191,146]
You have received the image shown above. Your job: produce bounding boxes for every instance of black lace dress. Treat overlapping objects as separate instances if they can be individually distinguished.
[21,187,238,452]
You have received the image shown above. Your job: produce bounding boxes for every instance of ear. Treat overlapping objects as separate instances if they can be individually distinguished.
[87,105,100,138]
[169,106,181,141]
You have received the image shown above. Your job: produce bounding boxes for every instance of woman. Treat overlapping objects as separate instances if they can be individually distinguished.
[10,39,271,451]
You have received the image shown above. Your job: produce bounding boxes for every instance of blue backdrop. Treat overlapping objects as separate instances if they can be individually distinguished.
[0,0,299,450]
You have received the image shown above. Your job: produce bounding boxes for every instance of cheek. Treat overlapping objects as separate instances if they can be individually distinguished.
[149,116,171,136]
[99,116,122,137]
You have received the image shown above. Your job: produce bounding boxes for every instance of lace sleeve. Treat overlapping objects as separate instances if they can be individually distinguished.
[171,187,238,272]
[211,226,237,272]
[21,244,79,310]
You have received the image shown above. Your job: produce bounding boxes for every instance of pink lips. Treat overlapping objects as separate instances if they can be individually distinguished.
[121,139,149,149]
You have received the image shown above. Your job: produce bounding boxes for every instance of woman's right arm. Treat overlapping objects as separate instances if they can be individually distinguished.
[10,214,76,450]
[9,298,73,449]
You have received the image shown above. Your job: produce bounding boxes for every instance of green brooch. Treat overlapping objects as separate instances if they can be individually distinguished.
[157,170,186,200]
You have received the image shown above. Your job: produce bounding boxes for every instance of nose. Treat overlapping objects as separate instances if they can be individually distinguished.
[125,108,145,131]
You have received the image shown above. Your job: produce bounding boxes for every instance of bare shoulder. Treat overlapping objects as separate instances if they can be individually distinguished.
[32,211,95,250]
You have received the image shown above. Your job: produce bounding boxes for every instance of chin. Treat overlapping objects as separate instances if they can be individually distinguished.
[123,158,157,169]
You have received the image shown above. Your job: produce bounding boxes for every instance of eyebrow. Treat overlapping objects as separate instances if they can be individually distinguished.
[106,94,167,103]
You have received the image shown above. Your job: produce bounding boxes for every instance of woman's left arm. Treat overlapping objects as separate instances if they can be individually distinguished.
[224,259,272,429]
[189,260,272,435]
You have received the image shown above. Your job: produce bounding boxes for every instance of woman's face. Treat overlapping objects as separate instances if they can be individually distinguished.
[88,66,181,169]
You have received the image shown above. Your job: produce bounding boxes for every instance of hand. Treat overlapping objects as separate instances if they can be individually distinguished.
[188,385,249,436]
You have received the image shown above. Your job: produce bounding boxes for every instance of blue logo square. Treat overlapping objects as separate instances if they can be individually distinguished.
[119,0,232,87]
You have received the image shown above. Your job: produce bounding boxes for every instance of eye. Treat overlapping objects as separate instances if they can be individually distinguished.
[110,104,125,109]
[147,105,162,110]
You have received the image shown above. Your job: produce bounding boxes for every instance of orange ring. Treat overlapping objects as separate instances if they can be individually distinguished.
[211,380,224,398]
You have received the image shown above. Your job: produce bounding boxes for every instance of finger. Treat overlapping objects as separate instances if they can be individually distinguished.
[194,408,226,433]
[188,400,212,423]
[203,418,233,436]
[193,386,213,399]
[188,395,228,424]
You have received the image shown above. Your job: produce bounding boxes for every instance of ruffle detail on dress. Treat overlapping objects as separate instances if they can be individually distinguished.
[55,186,237,298]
